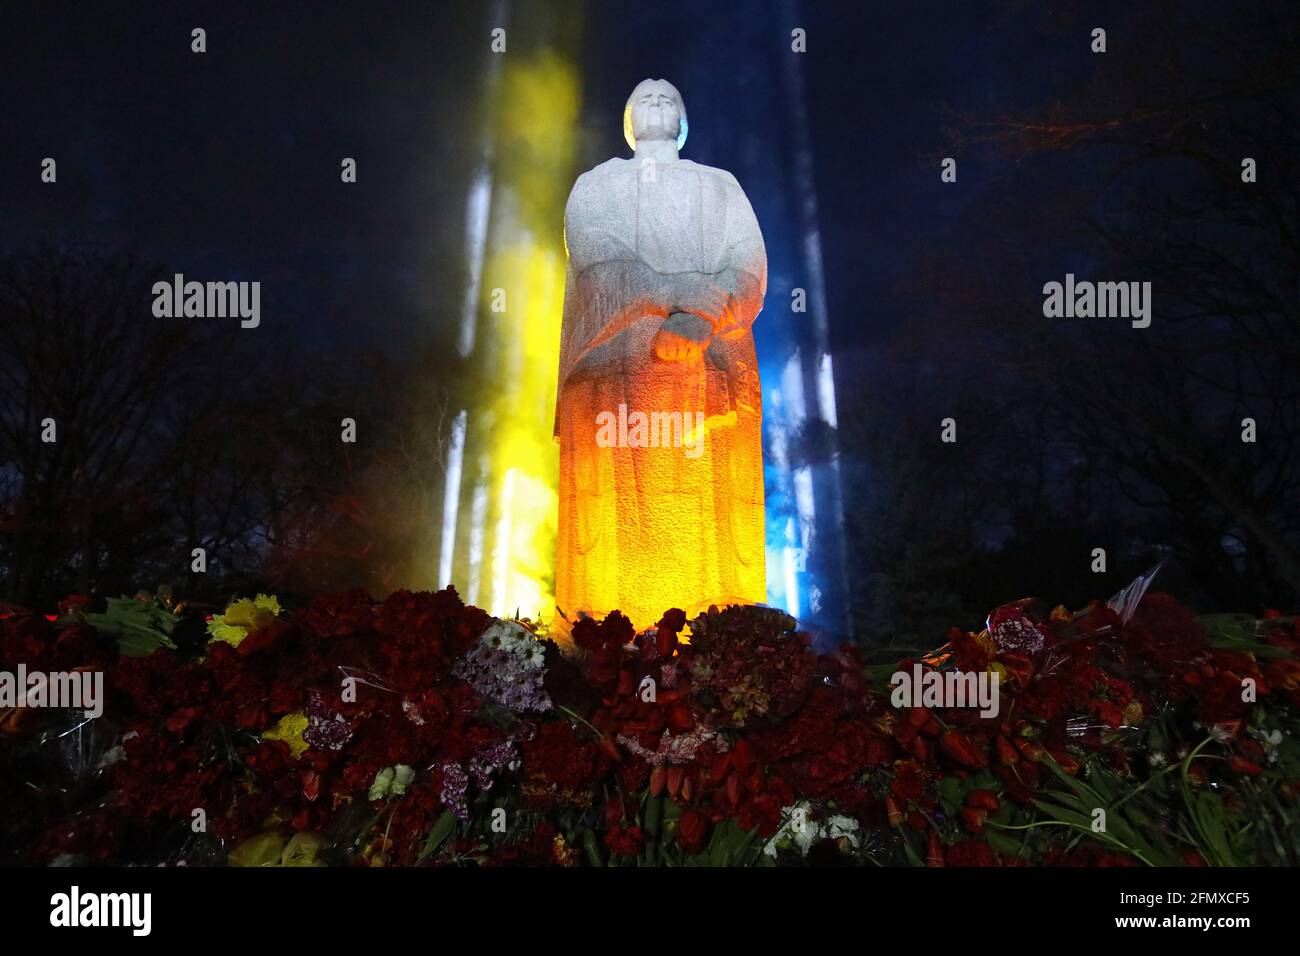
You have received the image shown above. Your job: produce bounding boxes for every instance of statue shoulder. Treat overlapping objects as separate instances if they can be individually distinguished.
[571,158,632,193]
[677,160,742,190]
[566,158,633,221]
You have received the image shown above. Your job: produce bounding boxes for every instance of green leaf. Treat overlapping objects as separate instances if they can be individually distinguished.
[581,827,605,867]
[985,830,1023,858]
[1201,613,1291,657]
[82,595,179,657]
[939,776,962,811]
[898,831,925,867]
[1029,798,1096,832]
[1193,791,1236,867]
[416,809,457,863]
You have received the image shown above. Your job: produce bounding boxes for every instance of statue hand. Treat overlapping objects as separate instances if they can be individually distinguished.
[652,312,712,363]
[664,274,741,335]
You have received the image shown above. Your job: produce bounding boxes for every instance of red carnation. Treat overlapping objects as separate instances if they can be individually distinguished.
[946,840,998,867]
[604,824,645,857]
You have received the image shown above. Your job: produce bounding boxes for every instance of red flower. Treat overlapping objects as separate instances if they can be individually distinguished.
[604,824,644,857]
[677,809,708,854]
[655,608,687,658]
[890,760,928,804]
[1095,700,1124,728]
[164,707,200,735]
[946,840,998,867]
[521,721,604,797]
[940,730,989,768]
[1229,756,1263,776]
[926,830,945,867]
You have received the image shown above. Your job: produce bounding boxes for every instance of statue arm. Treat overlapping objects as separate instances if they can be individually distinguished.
[659,179,767,340]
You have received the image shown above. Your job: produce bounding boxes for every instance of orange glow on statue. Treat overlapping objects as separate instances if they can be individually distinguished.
[554,78,767,628]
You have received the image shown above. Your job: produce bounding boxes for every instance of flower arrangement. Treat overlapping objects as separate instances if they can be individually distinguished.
[2,583,1298,867]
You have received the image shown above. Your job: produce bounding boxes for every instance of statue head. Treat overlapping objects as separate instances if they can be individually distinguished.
[623,78,688,152]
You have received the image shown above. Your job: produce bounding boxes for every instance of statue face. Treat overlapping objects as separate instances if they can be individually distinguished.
[627,80,683,146]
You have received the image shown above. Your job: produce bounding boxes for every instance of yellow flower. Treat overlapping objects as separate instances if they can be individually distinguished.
[207,619,248,646]
[206,593,282,647]
[222,598,257,628]
[262,711,309,758]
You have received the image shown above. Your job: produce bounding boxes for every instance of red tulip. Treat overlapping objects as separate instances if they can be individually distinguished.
[668,704,694,733]
[926,830,945,867]
[667,766,684,798]
[1016,739,1046,763]
[649,764,667,797]
[731,739,756,772]
[1049,750,1080,774]
[710,752,733,787]
[886,797,904,827]
[725,771,742,807]
[302,769,321,803]
[1229,756,1263,776]
[941,730,989,768]
[597,734,622,762]
[677,809,708,854]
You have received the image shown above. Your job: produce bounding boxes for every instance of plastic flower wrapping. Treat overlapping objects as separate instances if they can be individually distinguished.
[1,579,1299,867]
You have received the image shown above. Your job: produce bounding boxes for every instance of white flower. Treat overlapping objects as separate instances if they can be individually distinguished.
[369,764,416,800]
[391,764,415,796]
[369,766,395,801]
[823,815,860,849]
[762,804,860,858]
[763,801,819,858]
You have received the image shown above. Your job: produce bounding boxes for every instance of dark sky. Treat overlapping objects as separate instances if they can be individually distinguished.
[6,0,1296,620]
[0,0,1129,359]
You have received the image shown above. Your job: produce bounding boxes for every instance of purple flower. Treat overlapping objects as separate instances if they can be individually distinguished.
[303,690,353,751]
[440,762,470,820]
[452,621,553,713]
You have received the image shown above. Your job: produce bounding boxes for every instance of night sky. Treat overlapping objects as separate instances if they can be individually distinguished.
[1,0,1121,356]
[6,0,1294,624]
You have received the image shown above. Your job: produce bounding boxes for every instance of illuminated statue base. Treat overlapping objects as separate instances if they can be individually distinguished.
[555,317,766,630]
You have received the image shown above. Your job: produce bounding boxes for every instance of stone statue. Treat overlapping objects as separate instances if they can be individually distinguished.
[554,78,768,629]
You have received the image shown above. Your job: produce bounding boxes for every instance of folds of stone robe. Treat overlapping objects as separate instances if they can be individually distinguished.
[554,157,767,629]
